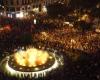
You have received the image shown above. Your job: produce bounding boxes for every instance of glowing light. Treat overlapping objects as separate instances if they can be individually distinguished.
[81,14,88,21]
[20,12,24,18]
[8,14,11,17]
[0,48,63,79]
[16,12,24,18]
[71,39,76,44]
[16,13,20,18]
[5,56,58,78]
[0,25,11,31]
[41,32,48,37]
[1,52,62,78]
[0,12,3,15]
[34,19,37,24]
[81,14,91,23]
[32,8,39,13]
[14,48,49,67]
[63,22,73,27]
[42,6,47,13]
[95,29,100,33]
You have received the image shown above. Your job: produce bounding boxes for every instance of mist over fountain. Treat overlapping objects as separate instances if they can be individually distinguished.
[0,47,63,79]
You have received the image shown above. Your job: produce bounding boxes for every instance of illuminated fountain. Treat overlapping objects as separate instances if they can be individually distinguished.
[0,47,63,79]
[14,48,49,67]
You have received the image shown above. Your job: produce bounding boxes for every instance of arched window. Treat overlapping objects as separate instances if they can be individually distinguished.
[10,7,15,12]
[21,6,25,11]
[22,7,24,10]
[22,0,25,5]
[25,0,27,4]
[5,0,8,5]
[27,5,31,11]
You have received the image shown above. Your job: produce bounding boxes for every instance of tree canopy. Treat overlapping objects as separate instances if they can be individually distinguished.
[47,2,68,17]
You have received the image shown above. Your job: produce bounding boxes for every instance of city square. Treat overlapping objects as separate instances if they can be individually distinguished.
[0,0,100,80]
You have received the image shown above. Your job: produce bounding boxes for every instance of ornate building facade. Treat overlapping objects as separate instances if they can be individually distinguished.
[2,0,34,17]
[0,0,70,18]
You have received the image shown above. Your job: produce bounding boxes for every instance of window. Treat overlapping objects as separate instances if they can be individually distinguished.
[10,7,15,11]
[10,0,14,5]
[24,0,26,4]
[17,0,19,5]
[28,6,31,10]
[22,0,25,4]
[5,0,8,5]
[16,7,20,11]
[28,0,30,4]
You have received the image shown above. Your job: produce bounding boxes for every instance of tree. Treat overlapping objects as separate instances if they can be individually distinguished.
[69,0,100,9]
[47,2,68,17]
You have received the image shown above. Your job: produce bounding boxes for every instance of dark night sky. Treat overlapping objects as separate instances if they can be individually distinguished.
[0,0,3,5]
[0,0,2,5]
[70,0,100,7]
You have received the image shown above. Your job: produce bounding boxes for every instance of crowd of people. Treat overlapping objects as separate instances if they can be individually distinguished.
[0,7,100,79]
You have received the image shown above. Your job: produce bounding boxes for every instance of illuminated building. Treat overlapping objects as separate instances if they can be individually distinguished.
[0,0,70,18]
[0,0,34,18]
